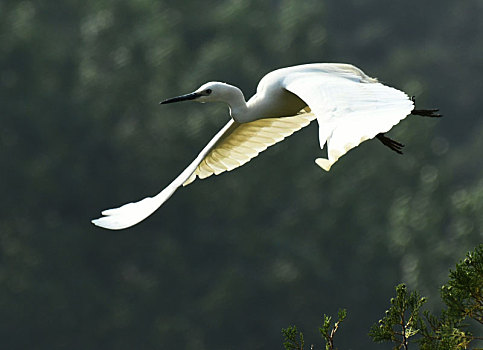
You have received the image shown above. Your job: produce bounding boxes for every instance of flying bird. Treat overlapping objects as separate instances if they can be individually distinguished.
[92,63,439,230]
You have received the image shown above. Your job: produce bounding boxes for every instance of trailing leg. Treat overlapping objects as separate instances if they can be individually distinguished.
[376,133,404,154]
[411,96,441,117]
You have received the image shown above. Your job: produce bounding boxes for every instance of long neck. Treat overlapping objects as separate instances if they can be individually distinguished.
[225,86,251,123]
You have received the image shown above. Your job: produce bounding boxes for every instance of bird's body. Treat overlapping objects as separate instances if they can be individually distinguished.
[92,63,439,230]
[243,69,307,120]
[234,63,376,122]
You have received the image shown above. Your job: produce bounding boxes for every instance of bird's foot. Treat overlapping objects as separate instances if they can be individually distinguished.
[411,96,442,117]
[376,133,404,154]
[412,108,441,117]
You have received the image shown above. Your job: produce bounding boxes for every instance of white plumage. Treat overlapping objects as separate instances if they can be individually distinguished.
[92,63,415,230]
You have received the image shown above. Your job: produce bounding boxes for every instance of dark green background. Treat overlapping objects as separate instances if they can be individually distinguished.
[1,0,482,349]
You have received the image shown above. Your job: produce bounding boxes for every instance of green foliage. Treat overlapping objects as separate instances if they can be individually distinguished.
[282,325,305,350]
[319,309,347,350]
[418,310,473,350]
[369,284,426,349]
[370,245,483,350]
[418,244,483,350]
[282,309,346,350]
[284,246,482,350]
[441,245,483,324]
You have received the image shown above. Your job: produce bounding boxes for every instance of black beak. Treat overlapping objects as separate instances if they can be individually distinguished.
[159,92,200,104]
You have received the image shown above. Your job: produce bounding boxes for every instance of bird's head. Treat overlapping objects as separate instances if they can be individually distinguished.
[160,82,241,105]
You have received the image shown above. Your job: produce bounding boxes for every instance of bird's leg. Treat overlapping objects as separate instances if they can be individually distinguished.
[412,108,441,117]
[410,96,441,117]
[376,133,404,154]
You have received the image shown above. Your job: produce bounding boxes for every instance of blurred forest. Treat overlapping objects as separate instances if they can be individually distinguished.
[1,0,482,349]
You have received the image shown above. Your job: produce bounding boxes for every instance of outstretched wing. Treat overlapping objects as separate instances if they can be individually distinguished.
[283,64,414,171]
[183,111,315,185]
[92,110,315,230]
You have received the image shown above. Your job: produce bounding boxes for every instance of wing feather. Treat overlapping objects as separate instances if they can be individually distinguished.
[91,119,236,229]
[92,110,316,229]
[283,65,414,171]
[182,112,316,185]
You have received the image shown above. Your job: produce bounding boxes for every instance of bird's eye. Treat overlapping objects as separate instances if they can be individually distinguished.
[205,89,212,95]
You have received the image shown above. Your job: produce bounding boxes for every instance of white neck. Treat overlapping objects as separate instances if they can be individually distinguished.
[220,84,287,123]
[224,86,251,123]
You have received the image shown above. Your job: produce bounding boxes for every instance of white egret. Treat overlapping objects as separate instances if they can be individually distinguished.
[92,63,439,230]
